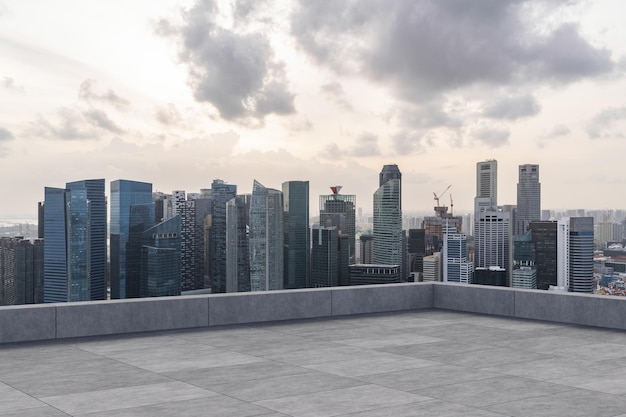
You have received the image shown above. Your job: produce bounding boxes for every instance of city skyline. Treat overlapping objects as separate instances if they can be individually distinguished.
[2,1,626,217]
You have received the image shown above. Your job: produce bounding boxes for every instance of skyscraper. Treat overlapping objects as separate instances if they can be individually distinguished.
[319,186,356,263]
[249,180,283,291]
[473,207,510,275]
[442,229,472,284]
[226,194,251,293]
[44,179,106,302]
[0,237,44,305]
[110,179,153,299]
[558,217,594,293]
[373,165,402,267]
[516,164,540,236]
[141,215,181,297]
[530,221,558,290]
[283,181,310,289]
[209,179,237,293]
[475,159,497,209]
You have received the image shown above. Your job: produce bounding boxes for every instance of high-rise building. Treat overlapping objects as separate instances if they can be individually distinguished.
[141,215,181,297]
[558,217,594,293]
[249,180,283,291]
[530,221,558,290]
[283,181,310,289]
[209,179,237,293]
[515,164,540,236]
[310,226,350,287]
[319,186,356,263]
[422,252,441,282]
[0,237,44,305]
[512,231,536,289]
[442,230,473,284]
[110,179,153,299]
[474,207,511,280]
[360,234,374,264]
[373,165,402,268]
[226,194,251,293]
[43,179,106,303]
[475,159,497,209]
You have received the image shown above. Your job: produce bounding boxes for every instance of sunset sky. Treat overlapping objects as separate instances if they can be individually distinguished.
[1,0,625,218]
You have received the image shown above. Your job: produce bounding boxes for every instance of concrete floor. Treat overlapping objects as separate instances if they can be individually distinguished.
[2,309,626,416]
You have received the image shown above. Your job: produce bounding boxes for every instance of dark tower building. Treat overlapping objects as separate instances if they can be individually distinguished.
[530,221,557,290]
[319,186,356,263]
[283,181,310,289]
[209,179,237,293]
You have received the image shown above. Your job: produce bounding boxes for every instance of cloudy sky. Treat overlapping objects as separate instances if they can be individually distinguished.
[1,0,625,218]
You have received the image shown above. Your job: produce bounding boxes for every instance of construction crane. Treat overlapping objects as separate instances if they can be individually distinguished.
[433,185,452,217]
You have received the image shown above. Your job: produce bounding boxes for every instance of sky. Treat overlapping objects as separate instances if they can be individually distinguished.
[1,0,626,219]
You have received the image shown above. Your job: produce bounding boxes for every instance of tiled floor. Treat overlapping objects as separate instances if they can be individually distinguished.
[2,309,626,416]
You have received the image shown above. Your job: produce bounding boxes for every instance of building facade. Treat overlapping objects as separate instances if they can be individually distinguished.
[43,179,107,303]
[515,164,540,236]
[283,181,310,289]
[373,165,402,268]
[209,179,237,293]
[109,179,153,299]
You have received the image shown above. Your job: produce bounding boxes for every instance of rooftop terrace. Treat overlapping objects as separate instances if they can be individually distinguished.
[2,284,626,416]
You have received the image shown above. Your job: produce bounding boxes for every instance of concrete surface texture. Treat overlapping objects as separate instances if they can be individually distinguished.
[2,309,626,416]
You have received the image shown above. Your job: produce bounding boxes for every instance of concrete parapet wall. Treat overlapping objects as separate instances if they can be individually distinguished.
[514,289,626,331]
[3,282,626,344]
[433,283,515,317]
[0,304,56,343]
[55,295,209,339]
[331,283,433,316]
[208,288,332,326]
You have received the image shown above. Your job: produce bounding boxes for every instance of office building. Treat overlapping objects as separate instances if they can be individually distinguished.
[0,237,44,305]
[225,194,251,293]
[516,164,541,236]
[558,217,594,293]
[209,179,237,293]
[512,266,537,289]
[422,252,441,282]
[349,264,400,286]
[43,179,106,303]
[249,180,283,291]
[475,159,497,210]
[283,181,310,289]
[110,179,153,299]
[373,165,402,268]
[141,215,181,297]
[529,221,558,290]
[442,231,472,284]
[310,226,350,287]
[474,207,510,278]
[360,234,373,264]
[319,186,356,263]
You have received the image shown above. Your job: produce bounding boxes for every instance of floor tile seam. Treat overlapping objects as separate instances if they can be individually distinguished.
[476,386,581,409]
[404,396,513,416]
[325,399,435,417]
[541,377,626,394]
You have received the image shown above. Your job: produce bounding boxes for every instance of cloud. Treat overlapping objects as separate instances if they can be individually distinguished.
[474,126,510,147]
[155,103,182,125]
[586,106,626,139]
[31,107,122,140]
[320,82,352,110]
[392,130,427,155]
[3,76,24,93]
[0,127,14,141]
[82,109,124,134]
[398,103,462,129]
[291,1,614,102]
[483,94,541,120]
[544,124,570,138]
[319,132,380,158]
[159,0,295,125]
[78,79,130,111]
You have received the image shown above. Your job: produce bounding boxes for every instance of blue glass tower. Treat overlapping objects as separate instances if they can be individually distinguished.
[110,179,153,299]
[209,179,237,293]
[141,215,181,297]
[283,181,309,289]
[44,179,106,302]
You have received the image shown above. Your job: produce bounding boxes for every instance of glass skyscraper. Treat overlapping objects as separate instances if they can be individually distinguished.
[226,194,251,292]
[516,164,541,236]
[44,179,106,303]
[249,180,283,291]
[283,181,310,289]
[141,215,181,297]
[319,186,355,264]
[209,179,237,293]
[110,179,153,299]
[373,165,402,266]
